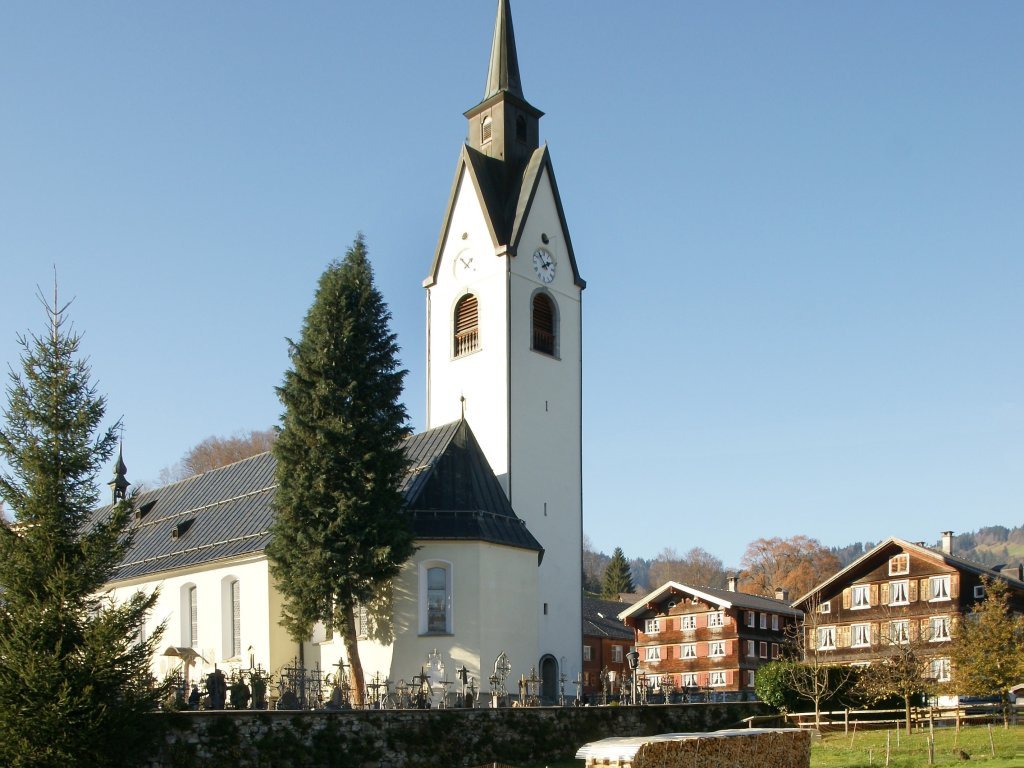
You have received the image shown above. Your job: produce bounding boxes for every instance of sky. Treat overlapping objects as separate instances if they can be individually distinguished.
[1,2,1021,570]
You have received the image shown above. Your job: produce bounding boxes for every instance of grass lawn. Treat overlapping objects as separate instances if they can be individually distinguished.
[523,724,1024,768]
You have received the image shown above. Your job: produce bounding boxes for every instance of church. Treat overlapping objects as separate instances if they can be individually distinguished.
[104,0,585,703]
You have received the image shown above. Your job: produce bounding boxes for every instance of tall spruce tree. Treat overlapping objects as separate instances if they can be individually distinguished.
[0,293,164,767]
[602,547,636,597]
[267,236,415,707]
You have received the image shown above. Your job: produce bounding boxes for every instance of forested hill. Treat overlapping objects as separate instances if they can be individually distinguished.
[830,525,1024,569]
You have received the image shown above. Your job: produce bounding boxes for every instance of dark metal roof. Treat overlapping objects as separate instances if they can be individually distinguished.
[484,0,523,100]
[583,596,635,642]
[101,420,540,583]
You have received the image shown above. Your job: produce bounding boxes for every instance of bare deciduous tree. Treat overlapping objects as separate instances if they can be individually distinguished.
[741,535,841,598]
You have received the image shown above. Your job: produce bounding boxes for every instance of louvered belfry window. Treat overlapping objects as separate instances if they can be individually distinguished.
[454,294,480,357]
[532,293,555,355]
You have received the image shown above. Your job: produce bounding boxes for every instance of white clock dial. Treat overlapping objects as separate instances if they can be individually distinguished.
[532,248,556,283]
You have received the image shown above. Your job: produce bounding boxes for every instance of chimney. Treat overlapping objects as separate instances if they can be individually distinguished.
[726,575,738,592]
[775,587,789,602]
[941,531,954,555]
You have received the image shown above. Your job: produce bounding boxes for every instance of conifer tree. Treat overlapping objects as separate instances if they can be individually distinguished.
[602,547,635,597]
[0,293,164,767]
[949,577,1024,727]
[267,236,415,707]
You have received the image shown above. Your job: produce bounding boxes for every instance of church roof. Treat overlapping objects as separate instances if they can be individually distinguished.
[484,0,523,101]
[102,419,540,584]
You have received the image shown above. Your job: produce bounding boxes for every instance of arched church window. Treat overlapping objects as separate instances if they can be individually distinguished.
[481,115,493,143]
[516,114,527,143]
[180,584,198,648]
[454,294,480,357]
[221,577,241,658]
[419,560,452,634]
[531,292,557,356]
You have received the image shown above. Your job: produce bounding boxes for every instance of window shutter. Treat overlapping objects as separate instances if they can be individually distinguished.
[725,639,732,656]
[871,623,880,646]
[698,642,706,658]
[870,584,879,606]
[950,573,959,598]
[880,583,890,604]
[727,670,734,685]
[663,618,672,632]
[838,626,851,648]
[908,579,918,602]
[842,589,851,609]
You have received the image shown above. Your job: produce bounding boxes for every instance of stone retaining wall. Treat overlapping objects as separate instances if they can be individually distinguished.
[576,728,811,768]
[149,703,772,768]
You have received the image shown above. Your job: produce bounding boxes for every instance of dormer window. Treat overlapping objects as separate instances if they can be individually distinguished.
[481,115,493,143]
[453,294,480,357]
[889,554,910,575]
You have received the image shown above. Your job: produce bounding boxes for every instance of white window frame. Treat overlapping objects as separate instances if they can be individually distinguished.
[707,611,725,628]
[851,623,871,648]
[771,642,779,659]
[771,614,779,631]
[419,559,453,635]
[889,554,910,575]
[889,580,909,606]
[930,616,951,642]
[817,626,836,650]
[645,645,661,662]
[645,618,661,634]
[221,576,241,660]
[681,672,698,688]
[583,645,592,662]
[930,657,951,682]
[682,643,697,659]
[746,611,755,628]
[612,645,623,664]
[709,671,727,687]
[708,640,725,658]
[974,585,985,599]
[746,639,756,658]
[929,575,951,602]
[180,583,198,648]
[759,612,767,629]
[746,669,756,687]
[818,601,831,614]
[851,584,870,610]
[759,641,768,659]
[890,620,910,645]
[679,614,697,630]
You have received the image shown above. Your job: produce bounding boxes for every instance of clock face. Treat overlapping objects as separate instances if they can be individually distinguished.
[532,248,556,283]
[453,250,477,278]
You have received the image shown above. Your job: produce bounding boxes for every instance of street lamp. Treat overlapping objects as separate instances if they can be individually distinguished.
[625,650,640,705]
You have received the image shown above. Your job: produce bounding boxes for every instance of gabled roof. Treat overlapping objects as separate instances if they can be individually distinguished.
[793,536,1024,608]
[424,144,585,290]
[101,419,540,584]
[583,596,635,642]
[617,581,803,623]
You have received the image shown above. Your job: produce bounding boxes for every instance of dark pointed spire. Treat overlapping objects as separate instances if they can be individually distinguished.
[109,443,130,503]
[484,0,523,100]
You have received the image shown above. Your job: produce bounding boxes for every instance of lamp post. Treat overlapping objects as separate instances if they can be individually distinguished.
[625,650,639,706]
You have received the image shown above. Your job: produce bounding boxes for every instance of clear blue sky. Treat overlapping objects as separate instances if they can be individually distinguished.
[2,2,1021,569]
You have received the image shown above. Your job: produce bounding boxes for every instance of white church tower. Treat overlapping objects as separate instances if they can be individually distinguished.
[424,0,584,690]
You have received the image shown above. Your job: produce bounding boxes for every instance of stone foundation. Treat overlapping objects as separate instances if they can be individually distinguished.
[575,728,811,768]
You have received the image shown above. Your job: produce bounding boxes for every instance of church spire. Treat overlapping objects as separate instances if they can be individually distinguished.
[108,443,130,504]
[465,0,542,166]
[484,0,523,100]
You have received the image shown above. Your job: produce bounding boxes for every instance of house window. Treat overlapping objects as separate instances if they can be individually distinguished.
[759,641,768,659]
[681,673,699,687]
[682,643,697,659]
[707,611,725,628]
[531,292,557,356]
[227,578,241,658]
[771,643,779,659]
[889,580,909,605]
[851,623,871,648]
[929,575,951,601]
[709,671,727,687]
[746,640,755,657]
[708,640,725,657]
[612,645,623,663]
[645,646,661,662]
[420,561,452,634]
[453,294,480,357]
[746,611,755,628]
[974,585,985,599]
[851,585,870,609]
[771,614,779,631]
[890,620,910,645]
[583,645,592,661]
[889,554,910,575]
[759,612,767,629]
[680,615,696,630]
[817,626,836,650]
[818,601,831,614]
[930,616,951,642]
[747,669,756,688]
[930,658,951,682]
[181,584,198,648]
[644,618,661,634]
